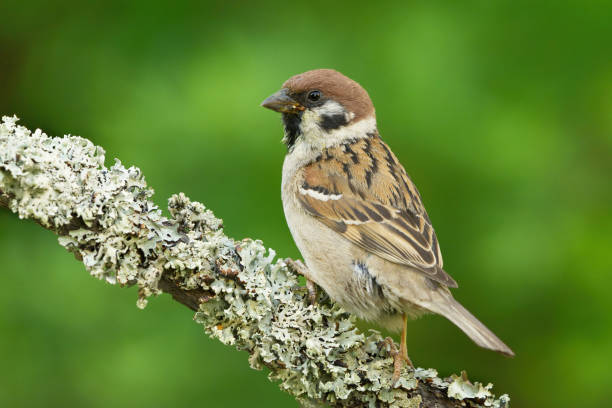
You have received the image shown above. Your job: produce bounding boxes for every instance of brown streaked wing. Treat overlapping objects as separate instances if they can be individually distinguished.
[297,135,457,288]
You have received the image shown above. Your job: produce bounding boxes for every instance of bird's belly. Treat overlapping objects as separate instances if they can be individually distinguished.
[282,201,409,331]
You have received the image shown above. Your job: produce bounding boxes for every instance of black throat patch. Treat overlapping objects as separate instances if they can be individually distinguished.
[281,112,303,150]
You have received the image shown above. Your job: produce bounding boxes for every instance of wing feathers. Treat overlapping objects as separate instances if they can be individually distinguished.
[297,135,457,288]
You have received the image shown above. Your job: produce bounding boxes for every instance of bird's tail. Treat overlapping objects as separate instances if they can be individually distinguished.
[427,295,514,357]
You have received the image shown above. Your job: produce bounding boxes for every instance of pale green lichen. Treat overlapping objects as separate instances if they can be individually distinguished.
[0,116,510,407]
[446,372,510,408]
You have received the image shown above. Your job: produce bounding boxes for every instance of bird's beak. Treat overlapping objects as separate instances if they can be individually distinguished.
[261,88,305,113]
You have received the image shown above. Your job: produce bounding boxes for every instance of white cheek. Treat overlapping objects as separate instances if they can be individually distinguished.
[299,101,351,145]
[315,101,355,124]
[294,99,377,153]
[317,100,346,116]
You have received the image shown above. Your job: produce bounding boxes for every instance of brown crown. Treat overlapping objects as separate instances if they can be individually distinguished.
[283,69,375,121]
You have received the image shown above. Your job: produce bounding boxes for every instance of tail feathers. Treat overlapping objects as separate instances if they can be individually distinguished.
[428,296,514,357]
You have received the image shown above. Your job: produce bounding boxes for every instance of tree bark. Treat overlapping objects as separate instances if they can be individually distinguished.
[0,116,510,408]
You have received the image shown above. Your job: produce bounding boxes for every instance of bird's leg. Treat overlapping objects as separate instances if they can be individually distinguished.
[384,314,414,385]
[400,313,413,368]
[284,258,317,305]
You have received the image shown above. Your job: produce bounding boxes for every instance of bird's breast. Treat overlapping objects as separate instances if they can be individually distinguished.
[281,166,405,329]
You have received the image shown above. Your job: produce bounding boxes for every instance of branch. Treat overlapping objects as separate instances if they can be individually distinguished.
[0,116,510,408]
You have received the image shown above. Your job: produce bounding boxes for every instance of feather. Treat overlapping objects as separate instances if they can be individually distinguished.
[297,134,458,288]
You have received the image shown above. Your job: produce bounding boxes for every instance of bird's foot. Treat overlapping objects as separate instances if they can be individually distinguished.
[382,337,414,385]
[284,258,317,305]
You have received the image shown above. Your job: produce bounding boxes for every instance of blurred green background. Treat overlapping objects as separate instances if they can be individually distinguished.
[1,1,611,407]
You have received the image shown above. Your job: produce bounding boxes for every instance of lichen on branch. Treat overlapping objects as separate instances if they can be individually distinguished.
[0,116,510,408]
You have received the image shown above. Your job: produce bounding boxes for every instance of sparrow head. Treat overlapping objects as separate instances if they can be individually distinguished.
[261,69,376,150]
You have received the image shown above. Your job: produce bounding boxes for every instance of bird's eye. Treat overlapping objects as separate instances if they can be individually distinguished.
[307,90,321,102]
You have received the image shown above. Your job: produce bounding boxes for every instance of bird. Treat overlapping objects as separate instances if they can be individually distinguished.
[261,69,514,381]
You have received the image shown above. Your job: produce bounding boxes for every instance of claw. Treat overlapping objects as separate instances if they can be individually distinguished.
[382,314,414,385]
[381,337,403,384]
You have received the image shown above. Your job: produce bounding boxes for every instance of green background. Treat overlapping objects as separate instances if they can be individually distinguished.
[1,1,611,407]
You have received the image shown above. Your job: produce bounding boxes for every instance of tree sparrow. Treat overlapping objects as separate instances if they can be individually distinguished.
[261,69,513,380]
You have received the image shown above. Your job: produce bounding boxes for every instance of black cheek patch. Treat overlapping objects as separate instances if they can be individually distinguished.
[320,113,348,131]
